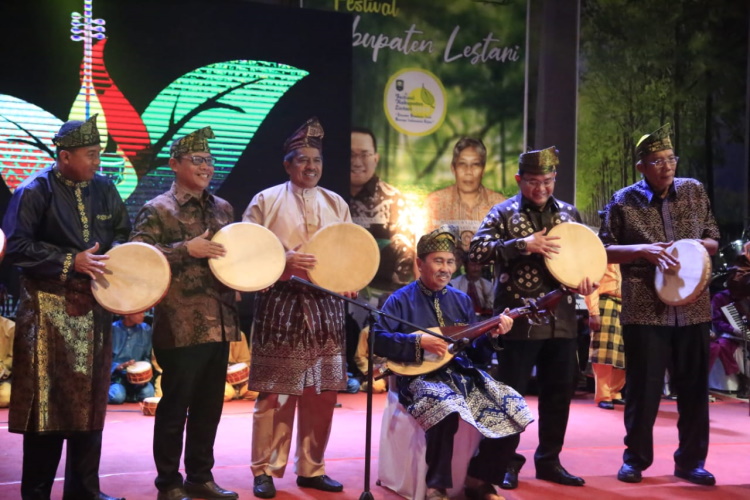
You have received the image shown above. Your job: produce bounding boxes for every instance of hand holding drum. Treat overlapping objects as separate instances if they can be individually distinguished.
[543,222,607,292]
[300,223,380,294]
[654,239,711,306]
[208,223,286,292]
[91,242,171,315]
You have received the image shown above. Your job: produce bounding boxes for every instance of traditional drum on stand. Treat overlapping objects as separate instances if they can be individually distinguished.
[91,242,171,315]
[655,239,711,306]
[140,396,160,416]
[209,222,286,292]
[301,222,380,292]
[544,222,607,288]
[226,363,250,385]
[126,361,153,385]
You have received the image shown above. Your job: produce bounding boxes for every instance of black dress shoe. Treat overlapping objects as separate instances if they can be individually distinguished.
[500,467,519,490]
[296,474,343,492]
[183,480,238,499]
[612,398,626,405]
[598,400,615,410]
[617,463,642,483]
[536,464,585,486]
[253,474,276,499]
[674,466,716,486]
[156,487,190,500]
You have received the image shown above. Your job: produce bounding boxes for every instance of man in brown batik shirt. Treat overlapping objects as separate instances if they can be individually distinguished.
[131,127,240,500]
[600,124,720,486]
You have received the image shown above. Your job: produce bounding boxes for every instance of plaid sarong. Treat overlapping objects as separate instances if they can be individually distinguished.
[589,295,625,369]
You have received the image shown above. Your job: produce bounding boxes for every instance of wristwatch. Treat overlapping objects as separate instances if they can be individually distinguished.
[514,238,527,253]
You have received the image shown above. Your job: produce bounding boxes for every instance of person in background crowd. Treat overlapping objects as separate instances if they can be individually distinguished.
[585,263,626,410]
[109,311,155,404]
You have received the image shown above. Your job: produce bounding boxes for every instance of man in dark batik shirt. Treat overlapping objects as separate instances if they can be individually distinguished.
[131,127,239,500]
[600,124,720,486]
[2,115,129,500]
[470,146,597,490]
[349,127,415,291]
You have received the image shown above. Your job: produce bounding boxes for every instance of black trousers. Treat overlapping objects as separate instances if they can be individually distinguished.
[424,412,520,489]
[153,341,229,491]
[622,323,710,470]
[21,430,103,500]
[496,337,578,470]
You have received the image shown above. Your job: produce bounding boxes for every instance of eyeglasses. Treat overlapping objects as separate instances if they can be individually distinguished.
[647,156,679,168]
[350,152,374,161]
[181,155,216,166]
[521,177,555,189]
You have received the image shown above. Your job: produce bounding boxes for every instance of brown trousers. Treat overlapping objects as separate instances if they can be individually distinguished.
[251,387,337,478]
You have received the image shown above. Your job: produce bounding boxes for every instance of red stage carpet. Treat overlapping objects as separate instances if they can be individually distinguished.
[1,391,749,499]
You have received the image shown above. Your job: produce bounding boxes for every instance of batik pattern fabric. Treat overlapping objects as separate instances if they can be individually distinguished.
[130,182,239,349]
[599,178,720,326]
[469,193,580,340]
[425,185,506,252]
[249,279,347,395]
[243,181,351,395]
[372,280,533,437]
[349,175,414,290]
[1,165,131,433]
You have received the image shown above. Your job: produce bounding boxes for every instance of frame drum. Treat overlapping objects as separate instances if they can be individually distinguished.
[91,242,171,315]
[655,239,711,306]
[544,222,607,288]
[209,222,286,292]
[302,222,380,292]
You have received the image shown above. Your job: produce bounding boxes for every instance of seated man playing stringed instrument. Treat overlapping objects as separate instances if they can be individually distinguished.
[372,225,534,500]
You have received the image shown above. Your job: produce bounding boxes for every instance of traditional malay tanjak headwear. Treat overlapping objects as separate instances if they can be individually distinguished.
[283,117,324,155]
[635,123,673,158]
[417,224,459,259]
[170,126,215,157]
[52,114,101,149]
[518,145,559,175]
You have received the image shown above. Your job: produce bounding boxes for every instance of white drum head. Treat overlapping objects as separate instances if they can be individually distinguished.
[655,239,711,306]
[544,222,607,288]
[302,222,380,292]
[91,242,171,315]
[209,222,286,292]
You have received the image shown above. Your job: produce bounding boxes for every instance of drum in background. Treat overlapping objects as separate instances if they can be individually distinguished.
[301,222,380,293]
[654,239,711,306]
[126,361,153,385]
[544,222,607,288]
[209,222,286,292]
[226,363,249,385]
[91,242,171,315]
[0,228,5,263]
[140,396,160,416]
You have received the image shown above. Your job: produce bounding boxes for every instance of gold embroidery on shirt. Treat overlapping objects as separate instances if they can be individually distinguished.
[60,253,73,281]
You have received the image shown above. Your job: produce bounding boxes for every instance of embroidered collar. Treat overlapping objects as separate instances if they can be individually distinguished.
[639,178,677,203]
[518,193,560,213]
[53,165,89,188]
[170,181,212,206]
[417,278,448,297]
